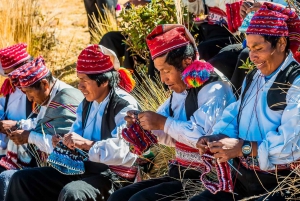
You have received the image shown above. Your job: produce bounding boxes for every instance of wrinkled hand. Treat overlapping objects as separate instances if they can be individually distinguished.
[240,1,262,18]
[0,120,17,134]
[138,111,167,131]
[63,132,94,150]
[52,134,61,148]
[8,130,30,145]
[196,134,228,155]
[208,138,244,163]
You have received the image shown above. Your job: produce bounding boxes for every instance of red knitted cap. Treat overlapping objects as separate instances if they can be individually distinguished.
[77,45,120,74]
[0,43,30,70]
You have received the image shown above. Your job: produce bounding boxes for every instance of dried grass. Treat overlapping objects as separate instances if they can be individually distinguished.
[89,5,119,44]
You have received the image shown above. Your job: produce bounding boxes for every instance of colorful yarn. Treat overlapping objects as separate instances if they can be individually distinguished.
[47,141,87,175]
[182,60,214,88]
[118,67,136,93]
[200,151,233,194]
[121,122,158,155]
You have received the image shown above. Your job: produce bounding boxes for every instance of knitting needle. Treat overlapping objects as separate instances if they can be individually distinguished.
[227,161,243,176]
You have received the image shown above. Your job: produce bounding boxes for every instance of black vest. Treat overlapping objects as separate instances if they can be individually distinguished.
[240,61,300,112]
[81,90,130,140]
[169,72,221,120]
[4,95,36,120]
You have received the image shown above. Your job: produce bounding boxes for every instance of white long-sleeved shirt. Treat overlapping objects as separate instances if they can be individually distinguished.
[212,52,300,170]
[0,87,37,150]
[153,80,236,148]
[71,88,139,167]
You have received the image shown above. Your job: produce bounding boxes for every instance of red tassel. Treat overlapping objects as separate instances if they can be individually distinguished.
[118,68,136,93]
[0,78,15,96]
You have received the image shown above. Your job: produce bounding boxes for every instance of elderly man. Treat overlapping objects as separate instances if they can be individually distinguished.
[108,24,235,201]
[194,3,300,201]
[5,45,139,201]
[0,56,84,201]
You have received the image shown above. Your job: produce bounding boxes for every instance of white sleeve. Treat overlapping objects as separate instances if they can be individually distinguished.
[258,77,300,170]
[28,131,53,154]
[19,118,37,130]
[152,130,176,147]
[164,81,236,148]
[88,104,138,167]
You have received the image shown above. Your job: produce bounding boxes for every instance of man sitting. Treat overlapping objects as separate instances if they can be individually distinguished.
[0,56,84,200]
[5,45,139,201]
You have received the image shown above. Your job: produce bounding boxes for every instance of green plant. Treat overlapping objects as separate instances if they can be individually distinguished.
[119,0,188,65]
[239,57,255,73]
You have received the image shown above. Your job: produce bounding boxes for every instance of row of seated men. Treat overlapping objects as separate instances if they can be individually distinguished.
[0,0,299,201]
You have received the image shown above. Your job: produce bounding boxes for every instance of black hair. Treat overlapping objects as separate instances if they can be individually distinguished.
[164,43,196,72]
[29,71,55,89]
[87,70,119,88]
[262,35,290,53]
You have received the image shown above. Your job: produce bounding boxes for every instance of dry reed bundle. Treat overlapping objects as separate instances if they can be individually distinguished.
[131,70,176,178]
[89,5,119,44]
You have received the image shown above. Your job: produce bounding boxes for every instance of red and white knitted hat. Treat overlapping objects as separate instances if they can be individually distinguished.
[76,45,120,74]
[8,56,50,87]
[0,43,31,70]
[146,24,199,60]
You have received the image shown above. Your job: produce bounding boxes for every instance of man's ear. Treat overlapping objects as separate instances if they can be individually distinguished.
[101,80,109,88]
[41,79,50,90]
[277,37,287,52]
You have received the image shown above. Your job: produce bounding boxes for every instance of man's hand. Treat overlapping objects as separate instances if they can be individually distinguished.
[208,138,244,163]
[63,132,94,151]
[138,111,167,131]
[0,120,17,134]
[124,110,139,128]
[240,1,262,19]
[196,134,228,155]
[52,134,61,148]
[8,130,30,145]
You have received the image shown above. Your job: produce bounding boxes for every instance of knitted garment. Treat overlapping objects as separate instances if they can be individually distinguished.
[238,11,255,33]
[226,1,243,33]
[8,56,49,88]
[200,152,233,194]
[47,142,87,175]
[0,79,15,96]
[0,141,32,170]
[0,43,30,70]
[121,122,158,155]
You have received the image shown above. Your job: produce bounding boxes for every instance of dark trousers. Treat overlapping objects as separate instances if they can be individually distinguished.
[5,164,131,201]
[190,160,292,201]
[83,0,117,31]
[108,164,201,201]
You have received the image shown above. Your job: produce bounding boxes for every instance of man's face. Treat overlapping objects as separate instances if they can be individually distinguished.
[21,80,50,105]
[153,55,187,93]
[247,34,287,76]
[77,73,108,102]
